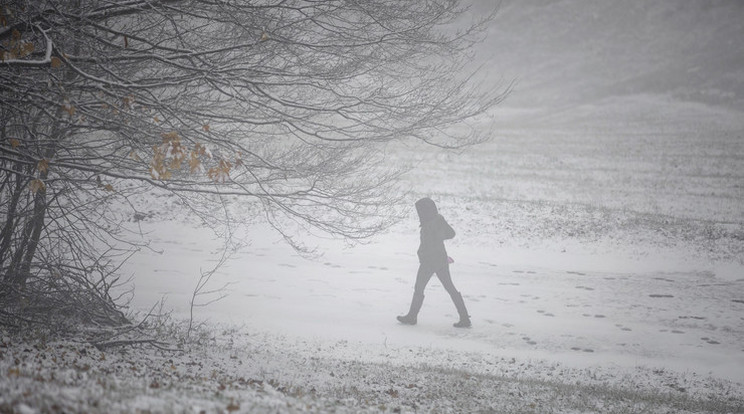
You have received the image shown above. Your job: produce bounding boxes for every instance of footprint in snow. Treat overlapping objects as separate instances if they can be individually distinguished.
[701,337,721,345]
[649,294,674,298]
[537,310,555,317]
[566,271,586,276]
[576,285,595,291]
[522,336,537,345]
[653,277,675,283]
[732,299,744,304]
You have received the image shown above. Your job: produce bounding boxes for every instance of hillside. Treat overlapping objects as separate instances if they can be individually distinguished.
[471,0,744,110]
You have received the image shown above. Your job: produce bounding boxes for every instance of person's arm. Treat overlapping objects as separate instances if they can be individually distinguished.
[440,216,455,240]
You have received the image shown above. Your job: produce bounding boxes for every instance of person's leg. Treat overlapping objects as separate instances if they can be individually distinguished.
[435,265,471,328]
[414,265,434,297]
[398,265,433,325]
[435,264,458,296]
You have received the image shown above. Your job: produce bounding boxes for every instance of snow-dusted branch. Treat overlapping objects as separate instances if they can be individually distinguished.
[0,25,53,68]
[1,0,509,329]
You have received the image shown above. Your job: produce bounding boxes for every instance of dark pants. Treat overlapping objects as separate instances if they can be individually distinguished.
[403,263,469,322]
[414,263,459,298]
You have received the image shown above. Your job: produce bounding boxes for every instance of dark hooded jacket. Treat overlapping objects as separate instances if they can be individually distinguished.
[415,198,455,271]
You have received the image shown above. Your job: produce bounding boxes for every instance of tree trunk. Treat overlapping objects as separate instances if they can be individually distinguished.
[0,167,26,269]
[13,183,47,292]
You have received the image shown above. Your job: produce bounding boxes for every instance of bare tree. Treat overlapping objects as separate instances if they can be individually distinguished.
[1,0,509,327]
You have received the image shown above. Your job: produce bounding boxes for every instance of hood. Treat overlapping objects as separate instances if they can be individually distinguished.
[415,197,438,225]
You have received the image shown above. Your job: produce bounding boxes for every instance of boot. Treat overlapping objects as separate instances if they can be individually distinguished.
[397,293,424,325]
[451,291,471,328]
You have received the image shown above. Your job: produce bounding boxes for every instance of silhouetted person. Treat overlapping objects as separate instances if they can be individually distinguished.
[397,197,471,328]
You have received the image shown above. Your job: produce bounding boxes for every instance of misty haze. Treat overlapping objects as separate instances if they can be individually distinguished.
[2,0,743,412]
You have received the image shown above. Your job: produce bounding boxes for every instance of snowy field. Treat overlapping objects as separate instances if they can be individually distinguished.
[3,0,744,412]
[54,90,737,411]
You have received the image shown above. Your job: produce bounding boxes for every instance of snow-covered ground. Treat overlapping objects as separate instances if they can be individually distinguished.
[3,0,744,412]
[97,84,743,411]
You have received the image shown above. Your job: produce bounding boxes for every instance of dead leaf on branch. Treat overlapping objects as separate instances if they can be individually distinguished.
[50,56,63,68]
[148,130,229,181]
[122,94,135,108]
[61,101,75,116]
[189,152,201,173]
[207,159,232,183]
[18,41,33,57]
[29,179,45,194]
[37,158,49,173]
[226,400,240,412]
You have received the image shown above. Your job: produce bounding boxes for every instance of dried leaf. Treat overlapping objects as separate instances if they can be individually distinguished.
[260,32,269,42]
[20,42,34,57]
[29,179,45,194]
[104,184,114,192]
[9,138,20,148]
[226,400,240,412]
[50,56,63,68]
[62,102,75,116]
[189,152,201,173]
[202,123,210,132]
[161,131,179,143]
[207,159,232,182]
[37,159,49,173]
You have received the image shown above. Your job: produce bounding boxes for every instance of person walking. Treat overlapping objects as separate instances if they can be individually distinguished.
[397,197,471,328]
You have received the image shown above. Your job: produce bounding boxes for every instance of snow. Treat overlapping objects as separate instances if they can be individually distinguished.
[3,0,744,411]
[117,214,744,384]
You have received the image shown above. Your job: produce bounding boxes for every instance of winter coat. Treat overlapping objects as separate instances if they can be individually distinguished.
[415,198,455,272]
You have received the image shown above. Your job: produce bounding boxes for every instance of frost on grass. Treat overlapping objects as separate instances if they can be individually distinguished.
[1,325,742,414]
